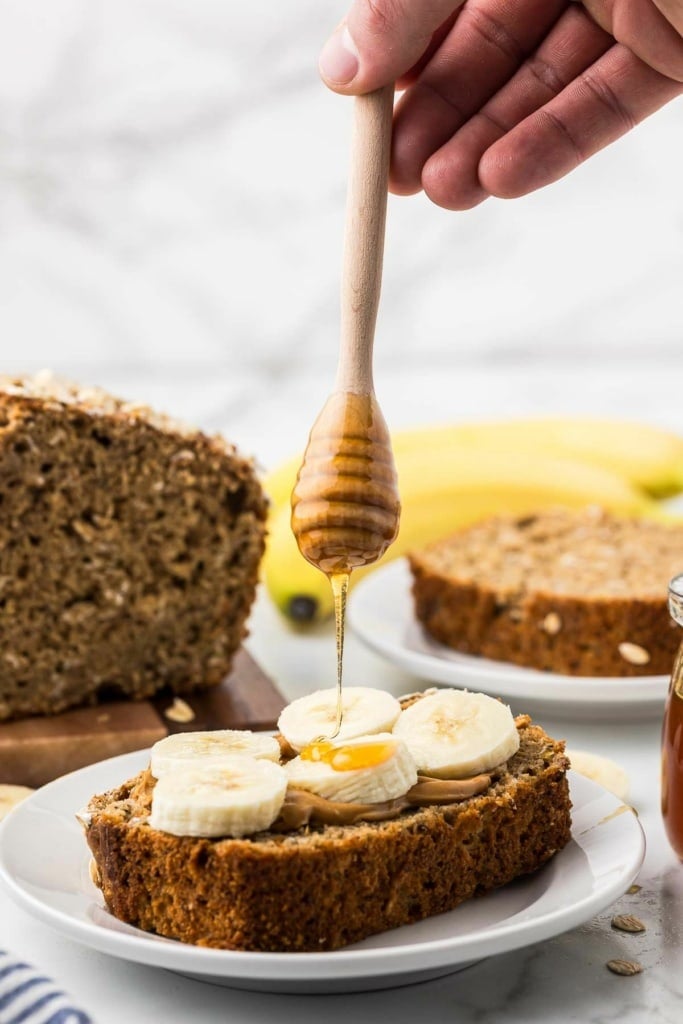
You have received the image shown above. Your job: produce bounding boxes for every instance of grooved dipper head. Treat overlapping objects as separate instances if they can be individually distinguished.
[291,392,400,576]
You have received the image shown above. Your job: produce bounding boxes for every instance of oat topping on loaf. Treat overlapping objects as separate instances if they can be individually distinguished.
[409,507,683,677]
[0,373,268,720]
[83,714,571,952]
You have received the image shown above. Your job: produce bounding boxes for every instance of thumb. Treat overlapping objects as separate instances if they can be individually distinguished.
[319,0,464,94]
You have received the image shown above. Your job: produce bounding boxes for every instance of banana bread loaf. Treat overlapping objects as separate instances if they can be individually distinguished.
[0,373,267,721]
[409,507,683,677]
[82,715,571,952]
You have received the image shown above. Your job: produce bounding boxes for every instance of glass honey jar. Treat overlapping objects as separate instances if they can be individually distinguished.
[662,574,683,860]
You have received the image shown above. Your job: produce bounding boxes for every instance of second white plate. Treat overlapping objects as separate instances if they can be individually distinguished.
[347,560,669,716]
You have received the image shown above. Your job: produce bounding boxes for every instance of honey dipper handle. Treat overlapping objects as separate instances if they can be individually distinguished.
[335,84,394,394]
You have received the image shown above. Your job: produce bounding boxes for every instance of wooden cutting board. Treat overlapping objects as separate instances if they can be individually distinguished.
[0,649,286,788]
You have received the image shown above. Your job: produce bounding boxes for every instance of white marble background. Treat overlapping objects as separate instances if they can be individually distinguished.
[0,0,682,468]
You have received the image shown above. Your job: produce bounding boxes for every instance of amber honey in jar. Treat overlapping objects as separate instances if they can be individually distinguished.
[662,573,683,860]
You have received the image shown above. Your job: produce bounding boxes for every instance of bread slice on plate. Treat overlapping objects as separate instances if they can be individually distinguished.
[409,507,683,677]
[82,695,571,953]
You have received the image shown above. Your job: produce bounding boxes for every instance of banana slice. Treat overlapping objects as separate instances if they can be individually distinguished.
[567,750,630,802]
[150,730,280,779]
[285,733,417,804]
[149,757,287,838]
[0,784,34,822]
[278,686,401,751]
[393,689,519,779]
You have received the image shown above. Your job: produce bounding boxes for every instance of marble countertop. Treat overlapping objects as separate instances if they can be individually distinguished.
[1,0,683,1020]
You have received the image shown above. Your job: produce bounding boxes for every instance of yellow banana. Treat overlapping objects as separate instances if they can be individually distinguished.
[262,417,683,510]
[263,447,660,624]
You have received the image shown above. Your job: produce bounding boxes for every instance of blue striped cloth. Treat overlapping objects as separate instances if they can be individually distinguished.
[0,952,92,1024]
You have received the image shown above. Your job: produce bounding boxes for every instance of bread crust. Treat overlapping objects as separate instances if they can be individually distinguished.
[0,375,268,720]
[409,509,683,677]
[84,718,571,952]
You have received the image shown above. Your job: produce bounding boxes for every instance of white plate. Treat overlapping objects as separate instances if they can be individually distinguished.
[0,749,644,994]
[347,560,669,716]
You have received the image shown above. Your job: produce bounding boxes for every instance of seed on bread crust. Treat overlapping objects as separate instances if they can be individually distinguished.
[618,643,650,666]
[542,612,562,635]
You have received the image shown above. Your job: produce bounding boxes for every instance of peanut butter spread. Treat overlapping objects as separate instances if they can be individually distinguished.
[273,774,492,830]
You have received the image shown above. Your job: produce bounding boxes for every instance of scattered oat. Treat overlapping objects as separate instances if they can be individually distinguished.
[542,612,562,635]
[611,914,646,934]
[606,959,642,976]
[618,642,650,666]
[627,884,642,895]
[164,697,195,724]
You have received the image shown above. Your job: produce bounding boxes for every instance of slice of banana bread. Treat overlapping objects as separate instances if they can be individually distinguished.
[82,716,571,952]
[0,374,267,721]
[409,507,683,677]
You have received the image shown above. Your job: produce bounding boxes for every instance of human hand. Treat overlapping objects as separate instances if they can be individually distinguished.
[319,0,683,208]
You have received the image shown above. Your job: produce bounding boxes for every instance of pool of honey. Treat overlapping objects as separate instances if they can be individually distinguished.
[300,736,395,771]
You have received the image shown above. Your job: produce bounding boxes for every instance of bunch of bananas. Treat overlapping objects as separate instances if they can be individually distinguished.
[262,417,683,623]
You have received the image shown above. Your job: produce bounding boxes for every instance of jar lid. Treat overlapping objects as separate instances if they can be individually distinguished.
[669,574,683,625]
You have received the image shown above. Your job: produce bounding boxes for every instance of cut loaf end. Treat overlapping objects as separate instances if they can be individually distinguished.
[0,374,268,721]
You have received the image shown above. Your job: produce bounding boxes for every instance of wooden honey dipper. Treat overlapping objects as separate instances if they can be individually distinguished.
[291,85,400,737]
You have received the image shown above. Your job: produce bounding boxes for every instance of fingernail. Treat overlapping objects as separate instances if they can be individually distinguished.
[319,25,359,85]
